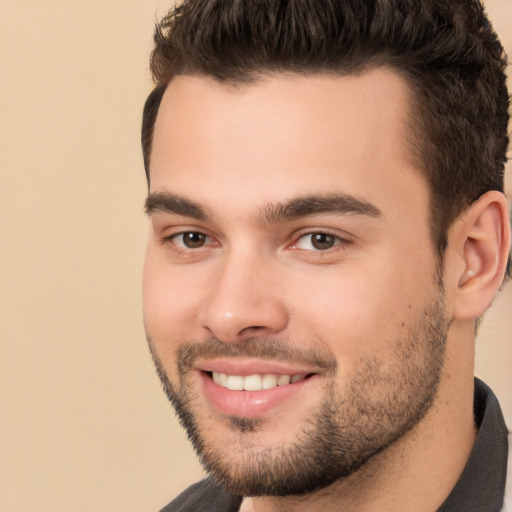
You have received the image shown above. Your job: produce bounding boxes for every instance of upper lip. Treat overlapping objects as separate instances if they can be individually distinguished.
[195,358,318,376]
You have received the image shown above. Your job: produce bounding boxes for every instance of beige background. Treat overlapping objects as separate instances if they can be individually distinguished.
[0,1,510,511]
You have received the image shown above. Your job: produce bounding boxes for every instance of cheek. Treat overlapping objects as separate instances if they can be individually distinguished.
[142,252,203,358]
[287,263,426,364]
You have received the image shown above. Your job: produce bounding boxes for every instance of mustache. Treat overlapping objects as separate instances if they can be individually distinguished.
[174,336,338,375]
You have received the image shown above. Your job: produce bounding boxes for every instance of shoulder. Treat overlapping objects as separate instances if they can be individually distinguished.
[159,477,242,512]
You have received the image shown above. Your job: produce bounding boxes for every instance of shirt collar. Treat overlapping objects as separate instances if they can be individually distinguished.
[437,378,509,512]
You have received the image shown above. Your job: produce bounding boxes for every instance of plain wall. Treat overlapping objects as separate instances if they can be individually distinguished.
[0,1,510,511]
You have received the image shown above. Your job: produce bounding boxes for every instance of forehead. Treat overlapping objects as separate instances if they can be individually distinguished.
[149,70,428,224]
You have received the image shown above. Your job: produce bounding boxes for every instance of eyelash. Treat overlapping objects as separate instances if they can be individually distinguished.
[162,231,216,251]
[162,229,351,254]
[290,230,350,252]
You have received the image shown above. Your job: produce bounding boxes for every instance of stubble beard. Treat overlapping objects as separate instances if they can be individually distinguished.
[148,291,448,497]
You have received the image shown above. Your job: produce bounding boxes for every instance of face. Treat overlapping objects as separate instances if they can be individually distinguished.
[143,70,448,496]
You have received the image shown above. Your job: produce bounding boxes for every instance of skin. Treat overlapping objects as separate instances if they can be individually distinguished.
[143,70,510,511]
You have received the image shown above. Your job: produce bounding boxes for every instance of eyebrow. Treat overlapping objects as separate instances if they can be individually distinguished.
[261,193,382,223]
[145,192,210,221]
[145,191,382,223]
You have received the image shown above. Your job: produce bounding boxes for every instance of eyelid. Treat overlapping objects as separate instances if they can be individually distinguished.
[160,228,218,250]
[157,225,352,254]
[288,229,352,251]
[172,232,207,248]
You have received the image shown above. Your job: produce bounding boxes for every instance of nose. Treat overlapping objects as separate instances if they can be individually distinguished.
[199,252,289,343]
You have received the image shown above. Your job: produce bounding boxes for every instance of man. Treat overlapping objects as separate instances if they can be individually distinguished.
[141,0,511,510]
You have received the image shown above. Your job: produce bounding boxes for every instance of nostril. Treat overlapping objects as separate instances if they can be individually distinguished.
[240,325,266,334]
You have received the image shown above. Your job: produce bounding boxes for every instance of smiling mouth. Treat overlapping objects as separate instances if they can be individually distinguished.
[207,371,314,391]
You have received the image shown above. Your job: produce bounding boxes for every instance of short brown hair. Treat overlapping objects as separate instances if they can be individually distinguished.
[142,0,509,261]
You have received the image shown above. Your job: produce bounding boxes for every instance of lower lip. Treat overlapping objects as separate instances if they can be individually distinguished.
[200,372,313,418]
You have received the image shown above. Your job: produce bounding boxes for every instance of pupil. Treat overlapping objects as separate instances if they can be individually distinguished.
[184,232,205,248]
[312,233,334,250]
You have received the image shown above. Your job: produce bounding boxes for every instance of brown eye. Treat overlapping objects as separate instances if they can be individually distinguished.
[311,233,336,250]
[295,232,340,251]
[177,232,207,249]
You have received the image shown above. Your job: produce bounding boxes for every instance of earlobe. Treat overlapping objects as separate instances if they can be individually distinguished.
[451,191,511,320]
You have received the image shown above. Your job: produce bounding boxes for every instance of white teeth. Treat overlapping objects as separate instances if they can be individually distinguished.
[226,375,244,391]
[218,372,228,387]
[277,374,291,386]
[211,372,308,391]
[262,374,278,389]
[243,374,262,391]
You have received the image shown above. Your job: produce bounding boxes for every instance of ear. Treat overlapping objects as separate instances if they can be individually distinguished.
[449,191,510,320]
